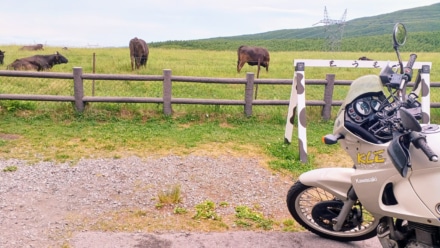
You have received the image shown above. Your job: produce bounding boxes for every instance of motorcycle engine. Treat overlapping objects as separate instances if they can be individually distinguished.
[378,220,440,248]
[406,222,440,248]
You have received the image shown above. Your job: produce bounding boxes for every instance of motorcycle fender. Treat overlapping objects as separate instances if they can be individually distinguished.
[299,168,355,200]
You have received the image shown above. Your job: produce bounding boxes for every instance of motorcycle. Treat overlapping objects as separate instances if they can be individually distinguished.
[286,23,440,248]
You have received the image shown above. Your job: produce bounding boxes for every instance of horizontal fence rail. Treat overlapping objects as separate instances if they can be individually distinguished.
[0,68,440,118]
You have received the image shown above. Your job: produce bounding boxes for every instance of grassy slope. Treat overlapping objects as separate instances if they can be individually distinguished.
[149,3,440,53]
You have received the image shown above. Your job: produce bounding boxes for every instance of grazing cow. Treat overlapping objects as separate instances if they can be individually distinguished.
[237,45,270,78]
[0,50,5,65]
[19,44,44,51]
[129,37,149,70]
[358,56,373,61]
[7,52,68,71]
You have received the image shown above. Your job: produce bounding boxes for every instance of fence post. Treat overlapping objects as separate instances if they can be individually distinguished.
[163,69,172,115]
[322,74,335,120]
[244,72,254,117]
[73,67,85,112]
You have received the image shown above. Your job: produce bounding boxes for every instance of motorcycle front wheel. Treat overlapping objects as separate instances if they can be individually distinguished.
[286,181,379,242]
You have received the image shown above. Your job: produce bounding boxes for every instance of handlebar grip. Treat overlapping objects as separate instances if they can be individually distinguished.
[405,54,417,69]
[404,54,417,81]
[411,132,438,162]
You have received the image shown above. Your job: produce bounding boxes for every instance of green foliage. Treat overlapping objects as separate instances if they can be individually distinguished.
[3,166,18,172]
[282,219,299,232]
[234,206,274,230]
[266,142,314,176]
[150,32,440,53]
[193,200,221,221]
[0,100,36,112]
[173,206,188,214]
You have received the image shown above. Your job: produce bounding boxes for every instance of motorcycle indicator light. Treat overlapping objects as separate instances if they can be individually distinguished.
[322,134,342,145]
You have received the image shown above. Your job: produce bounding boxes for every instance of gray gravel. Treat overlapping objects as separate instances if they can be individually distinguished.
[0,156,381,248]
[0,155,294,247]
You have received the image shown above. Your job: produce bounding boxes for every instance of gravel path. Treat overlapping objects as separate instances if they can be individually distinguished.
[0,155,295,247]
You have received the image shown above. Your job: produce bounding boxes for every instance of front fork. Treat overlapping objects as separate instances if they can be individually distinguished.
[332,186,358,231]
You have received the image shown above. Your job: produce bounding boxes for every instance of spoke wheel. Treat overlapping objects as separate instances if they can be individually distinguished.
[286,181,379,242]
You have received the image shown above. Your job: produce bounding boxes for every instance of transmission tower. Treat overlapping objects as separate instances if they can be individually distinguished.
[314,6,347,51]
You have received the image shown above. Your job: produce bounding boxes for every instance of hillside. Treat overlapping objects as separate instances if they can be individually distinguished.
[214,3,440,40]
[150,3,440,52]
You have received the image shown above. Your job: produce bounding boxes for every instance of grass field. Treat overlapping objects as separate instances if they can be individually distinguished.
[2,45,440,235]
[1,45,440,177]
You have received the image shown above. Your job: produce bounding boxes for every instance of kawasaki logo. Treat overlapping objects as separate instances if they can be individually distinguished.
[355,177,378,183]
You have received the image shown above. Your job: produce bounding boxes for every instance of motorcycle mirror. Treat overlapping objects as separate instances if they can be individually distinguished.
[392,23,407,75]
[399,108,422,132]
[393,23,407,47]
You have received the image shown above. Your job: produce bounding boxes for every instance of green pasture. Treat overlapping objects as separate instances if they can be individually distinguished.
[1,45,440,177]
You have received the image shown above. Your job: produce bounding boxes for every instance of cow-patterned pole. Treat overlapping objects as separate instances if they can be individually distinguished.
[295,63,307,163]
[284,62,307,163]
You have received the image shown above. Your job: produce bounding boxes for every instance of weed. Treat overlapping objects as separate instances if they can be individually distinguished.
[173,206,188,214]
[193,200,221,221]
[219,201,229,207]
[282,219,301,232]
[234,205,274,230]
[3,166,17,172]
[157,184,182,206]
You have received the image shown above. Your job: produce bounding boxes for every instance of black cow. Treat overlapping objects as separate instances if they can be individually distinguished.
[7,52,68,71]
[0,50,5,65]
[19,44,44,51]
[129,37,149,70]
[237,45,270,78]
[358,56,373,61]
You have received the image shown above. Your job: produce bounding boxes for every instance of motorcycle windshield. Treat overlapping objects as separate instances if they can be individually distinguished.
[339,75,384,111]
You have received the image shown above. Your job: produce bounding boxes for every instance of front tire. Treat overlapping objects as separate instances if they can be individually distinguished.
[286,181,379,242]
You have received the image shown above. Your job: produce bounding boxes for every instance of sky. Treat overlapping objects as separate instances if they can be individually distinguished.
[3,0,439,48]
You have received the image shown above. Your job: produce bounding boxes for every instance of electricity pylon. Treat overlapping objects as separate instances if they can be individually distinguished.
[314,6,347,51]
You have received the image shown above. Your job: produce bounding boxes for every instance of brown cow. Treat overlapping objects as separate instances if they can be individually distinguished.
[237,45,270,78]
[129,37,149,70]
[7,52,68,71]
[19,44,44,51]
[0,50,5,65]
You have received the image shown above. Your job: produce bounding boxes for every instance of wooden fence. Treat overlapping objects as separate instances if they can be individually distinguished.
[0,68,439,118]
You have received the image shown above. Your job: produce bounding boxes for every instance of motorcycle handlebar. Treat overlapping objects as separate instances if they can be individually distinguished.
[404,54,417,81]
[405,54,417,70]
[410,132,438,162]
